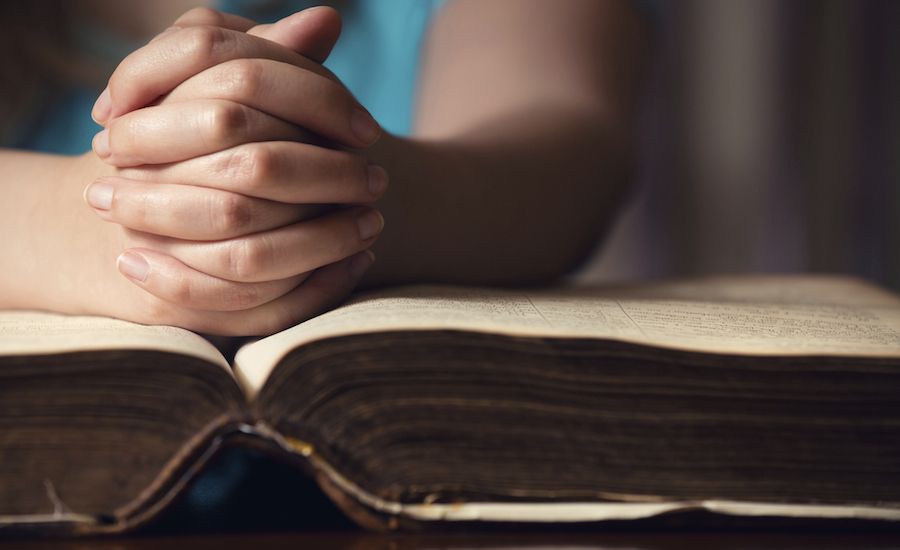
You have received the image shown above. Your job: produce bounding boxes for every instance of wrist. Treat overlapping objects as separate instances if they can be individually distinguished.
[27,153,119,314]
[67,151,116,188]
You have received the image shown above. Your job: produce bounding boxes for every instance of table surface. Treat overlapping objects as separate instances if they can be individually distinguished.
[8,448,899,548]
[9,531,900,549]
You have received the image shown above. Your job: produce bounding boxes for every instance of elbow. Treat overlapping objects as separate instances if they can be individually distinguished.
[517,150,637,285]
[500,176,636,287]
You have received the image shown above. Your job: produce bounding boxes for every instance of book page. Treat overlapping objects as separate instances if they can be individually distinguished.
[0,311,229,371]
[235,275,900,397]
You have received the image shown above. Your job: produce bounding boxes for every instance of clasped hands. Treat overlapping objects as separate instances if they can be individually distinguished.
[85,7,385,336]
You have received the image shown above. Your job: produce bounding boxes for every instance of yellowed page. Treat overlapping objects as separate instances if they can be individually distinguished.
[235,275,900,397]
[0,311,229,371]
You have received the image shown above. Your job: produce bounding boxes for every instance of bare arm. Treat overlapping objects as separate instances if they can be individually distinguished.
[365,0,651,286]
[0,151,120,312]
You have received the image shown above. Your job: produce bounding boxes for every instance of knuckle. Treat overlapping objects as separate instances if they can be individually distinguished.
[214,193,254,234]
[218,145,277,191]
[219,146,255,182]
[206,101,248,144]
[219,58,263,100]
[168,274,196,306]
[243,145,278,189]
[181,25,228,64]
[226,237,269,280]
[177,6,224,26]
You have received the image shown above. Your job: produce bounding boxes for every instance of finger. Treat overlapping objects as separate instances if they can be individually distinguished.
[94,8,258,123]
[226,249,374,336]
[146,8,258,45]
[173,6,257,31]
[94,99,312,167]
[163,58,380,148]
[117,248,307,312]
[97,8,341,124]
[84,177,327,241]
[248,6,342,64]
[119,142,388,205]
[142,250,375,336]
[130,206,384,283]
[102,23,338,122]
[148,26,184,44]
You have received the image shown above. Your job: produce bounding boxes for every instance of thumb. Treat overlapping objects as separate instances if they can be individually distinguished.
[248,6,342,64]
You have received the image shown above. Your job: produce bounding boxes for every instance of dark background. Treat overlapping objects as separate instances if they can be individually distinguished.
[583,0,900,293]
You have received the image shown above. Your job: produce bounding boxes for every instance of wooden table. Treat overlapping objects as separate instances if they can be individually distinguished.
[9,531,900,549]
[8,447,899,548]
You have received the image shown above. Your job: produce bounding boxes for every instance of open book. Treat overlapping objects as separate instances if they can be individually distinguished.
[2,274,900,535]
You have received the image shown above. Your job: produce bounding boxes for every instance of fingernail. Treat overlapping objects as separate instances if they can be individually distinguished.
[367,164,389,196]
[84,181,113,210]
[92,88,111,125]
[356,209,384,241]
[117,251,150,282]
[349,250,375,280]
[93,129,110,158]
[351,109,381,146]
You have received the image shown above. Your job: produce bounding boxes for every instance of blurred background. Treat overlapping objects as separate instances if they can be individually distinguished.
[3,0,896,292]
[582,0,900,292]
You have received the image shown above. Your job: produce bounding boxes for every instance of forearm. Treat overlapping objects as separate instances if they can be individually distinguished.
[365,105,634,286]
[0,150,112,311]
[363,0,648,287]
